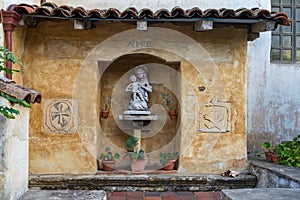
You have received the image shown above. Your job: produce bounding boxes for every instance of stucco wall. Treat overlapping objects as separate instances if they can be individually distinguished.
[16,16,249,174]
[0,98,30,200]
[2,0,298,179]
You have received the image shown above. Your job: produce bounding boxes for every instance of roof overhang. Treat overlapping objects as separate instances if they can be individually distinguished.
[4,2,291,41]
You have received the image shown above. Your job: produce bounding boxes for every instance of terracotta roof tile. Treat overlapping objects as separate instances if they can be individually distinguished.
[139,8,155,18]
[13,3,290,26]
[0,76,41,104]
[185,7,203,18]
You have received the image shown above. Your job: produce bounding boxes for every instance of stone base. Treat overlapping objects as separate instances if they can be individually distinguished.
[221,188,300,200]
[123,110,151,115]
[28,174,257,192]
[118,114,158,121]
[19,190,106,200]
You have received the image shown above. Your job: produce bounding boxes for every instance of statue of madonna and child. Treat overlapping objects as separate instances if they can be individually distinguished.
[125,65,152,113]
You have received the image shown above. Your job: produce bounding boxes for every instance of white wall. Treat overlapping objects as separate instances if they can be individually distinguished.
[0,97,29,200]
[246,1,300,153]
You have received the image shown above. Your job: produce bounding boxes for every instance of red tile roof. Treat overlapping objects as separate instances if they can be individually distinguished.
[14,2,290,26]
[0,76,41,104]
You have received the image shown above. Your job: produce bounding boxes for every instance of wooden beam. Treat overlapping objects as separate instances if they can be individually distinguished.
[251,20,276,33]
[137,20,147,31]
[248,32,260,41]
[74,20,93,29]
[194,20,213,32]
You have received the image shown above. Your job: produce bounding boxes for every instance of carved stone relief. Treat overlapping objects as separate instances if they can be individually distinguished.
[199,101,231,133]
[44,99,78,134]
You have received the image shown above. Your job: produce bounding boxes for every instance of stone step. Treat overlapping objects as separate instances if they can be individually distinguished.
[221,188,300,200]
[19,190,106,200]
[29,173,257,192]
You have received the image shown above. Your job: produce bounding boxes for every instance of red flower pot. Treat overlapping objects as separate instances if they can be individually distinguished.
[162,160,176,170]
[168,110,177,120]
[265,152,273,162]
[131,159,145,172]
[101,160,116,171]
[101,110,109,119]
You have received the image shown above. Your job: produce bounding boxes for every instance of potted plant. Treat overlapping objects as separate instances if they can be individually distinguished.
[129,149,145,172]
[99,146,120,171]
[162,93,177,120]
[271,148,280,164]
[261,141,274,162]
[125,136,139,152]
[275,134,300,167]
[124,136,145,172]
[100,95,112,118]
[159,152,179,170]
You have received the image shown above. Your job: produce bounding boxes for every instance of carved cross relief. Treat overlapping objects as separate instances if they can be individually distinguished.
[44,99,78,134]
[199,101,231,133]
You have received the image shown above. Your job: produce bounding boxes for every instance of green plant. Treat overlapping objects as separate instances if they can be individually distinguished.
[129,149,145,161]
[0,46,28,119]
[161,93,173,111]
[125,136,139,152]
[159,152,179,165]
[99,146,120,161]
[261,141,273,152]
[275,135,300,167]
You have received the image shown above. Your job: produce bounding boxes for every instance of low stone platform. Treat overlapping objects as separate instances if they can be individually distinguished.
[221,188,300,200]
[249,159,300,188]
[29,173,256,192]
[19,190,106,200]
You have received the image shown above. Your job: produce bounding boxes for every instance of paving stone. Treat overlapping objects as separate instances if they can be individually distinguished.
[110,191,127,196]
[145,192,161,196]
[19,190,106,200]
[211,191,221,200]
[194,192,213,199]
[128,191,144,198]
[161,192,178,197]
[110,196,126,200]
[221,188,300,200]
[145,197,162,200]
[177,191,195,196]
[162,196,180,200]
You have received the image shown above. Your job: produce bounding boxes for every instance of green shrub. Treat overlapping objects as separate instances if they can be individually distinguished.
[0,46,28,119]
[275,135,300,168]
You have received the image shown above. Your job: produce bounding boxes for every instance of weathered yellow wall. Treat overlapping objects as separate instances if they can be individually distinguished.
[18,20,247,174]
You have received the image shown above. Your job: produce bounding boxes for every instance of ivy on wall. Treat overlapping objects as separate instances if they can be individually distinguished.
[0,46,30,119]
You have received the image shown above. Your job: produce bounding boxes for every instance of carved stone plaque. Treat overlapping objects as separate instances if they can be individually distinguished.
[44,99,78,134]
[199,102,231,133]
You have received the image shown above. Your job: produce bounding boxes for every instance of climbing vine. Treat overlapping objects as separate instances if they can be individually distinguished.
[0,46,29,119]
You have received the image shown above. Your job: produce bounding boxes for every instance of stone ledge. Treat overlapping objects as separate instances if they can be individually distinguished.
[19,190,106,200]
[29,174,256,192]
[221,188,300,200]
[249,159,300,188]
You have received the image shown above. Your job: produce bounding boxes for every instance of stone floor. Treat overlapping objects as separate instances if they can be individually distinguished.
[107,191,221,200]
[221,188,300,200]
[19,190,221,200]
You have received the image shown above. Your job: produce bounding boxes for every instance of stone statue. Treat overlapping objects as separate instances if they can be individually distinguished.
[126,65,152,111]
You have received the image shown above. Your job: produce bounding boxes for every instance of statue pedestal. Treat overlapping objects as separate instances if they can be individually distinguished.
[118,113,158,151]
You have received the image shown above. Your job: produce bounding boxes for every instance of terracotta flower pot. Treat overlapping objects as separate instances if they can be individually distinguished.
[272,154,280,164]
[131,159,145,172]
[162,160,176,170]
[101,109,109,119]
[168,110,177,120]
[101,160,116,171]
[265,152,273,162]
